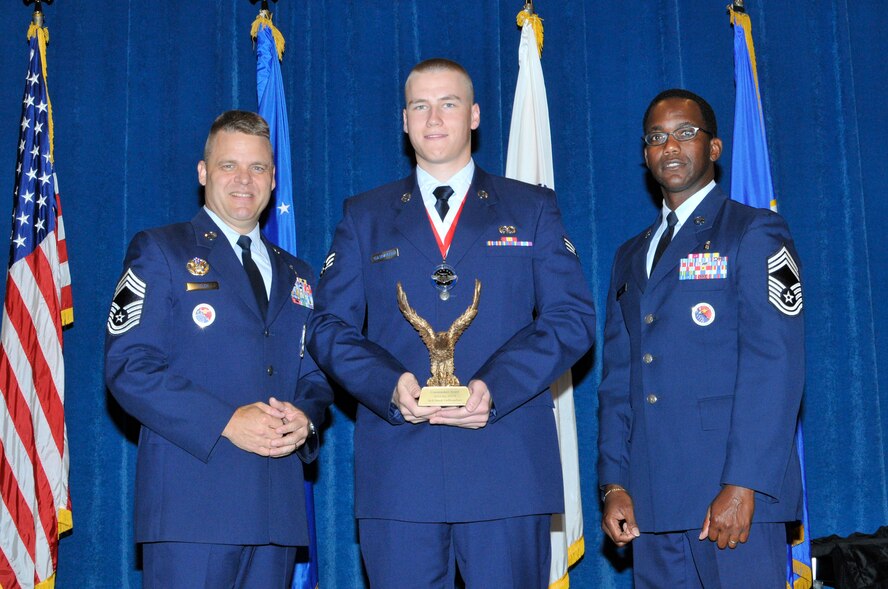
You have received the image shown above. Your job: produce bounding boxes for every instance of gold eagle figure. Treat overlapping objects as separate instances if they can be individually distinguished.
[396,279,481,387]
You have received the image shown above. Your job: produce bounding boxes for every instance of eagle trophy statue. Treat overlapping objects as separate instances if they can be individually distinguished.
[396,279,481,387]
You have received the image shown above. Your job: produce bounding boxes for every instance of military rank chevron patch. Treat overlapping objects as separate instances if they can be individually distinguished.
[563,236,578,257]
[107,268,147,335]
[767,245,803,316]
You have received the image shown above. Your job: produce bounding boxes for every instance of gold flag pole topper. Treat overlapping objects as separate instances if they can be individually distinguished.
[24,0,53,21]
[396,280,481,407]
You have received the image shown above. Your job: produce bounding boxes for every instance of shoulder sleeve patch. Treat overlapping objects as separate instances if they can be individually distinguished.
[320,251,336,278]
[767,245,803,316]
[107,268,147,335]
[563,236,578,258]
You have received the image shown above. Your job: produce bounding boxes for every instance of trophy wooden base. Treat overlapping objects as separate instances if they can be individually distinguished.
[418,386,470,407]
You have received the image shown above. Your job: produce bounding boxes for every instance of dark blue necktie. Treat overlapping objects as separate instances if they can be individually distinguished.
[237,235,268,317]
[651,211,678,273]
[433,185,454,220]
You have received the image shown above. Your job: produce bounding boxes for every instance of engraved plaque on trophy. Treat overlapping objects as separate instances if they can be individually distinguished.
[396,279,481,406]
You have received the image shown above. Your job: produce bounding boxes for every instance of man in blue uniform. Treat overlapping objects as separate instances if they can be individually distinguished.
[308,59,596,588]
[105,111,332,589]
[597,89,804,588]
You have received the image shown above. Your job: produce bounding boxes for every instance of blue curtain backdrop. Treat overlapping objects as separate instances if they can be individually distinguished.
[0,1,884,587]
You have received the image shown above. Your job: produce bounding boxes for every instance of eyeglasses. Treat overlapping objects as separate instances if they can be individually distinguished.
[643,126,713,146]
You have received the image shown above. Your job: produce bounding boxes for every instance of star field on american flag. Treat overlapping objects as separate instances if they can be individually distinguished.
[11,45,58,266]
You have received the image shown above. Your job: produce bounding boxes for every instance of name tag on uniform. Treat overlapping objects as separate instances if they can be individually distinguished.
[371,248,399,263]
[680,253,727,280]
[185,281,219,291]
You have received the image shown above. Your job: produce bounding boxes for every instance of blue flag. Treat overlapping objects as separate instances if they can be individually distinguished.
[729,9,812,589]
[730,10,775,211]
[252,13,319,589]
[255,18,297,255]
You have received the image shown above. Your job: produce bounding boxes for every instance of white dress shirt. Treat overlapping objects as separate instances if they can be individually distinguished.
[204,206,272,296]
[646,180,716,277]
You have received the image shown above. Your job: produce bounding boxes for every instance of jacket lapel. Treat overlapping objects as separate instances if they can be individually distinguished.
[191,210,266,322]
[445,167,498,268]
[265,239,297,324]
[393,174,442,265]
[630,221,658,294]
[647,187,727,291]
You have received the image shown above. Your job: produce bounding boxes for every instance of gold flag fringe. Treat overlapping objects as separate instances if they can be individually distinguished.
[516,10,544,56]
[729,8,760,99]
[251,14,286,61]
[26,23,54,163]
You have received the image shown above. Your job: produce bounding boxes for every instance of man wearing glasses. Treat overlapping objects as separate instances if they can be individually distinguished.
[597,89,805,588]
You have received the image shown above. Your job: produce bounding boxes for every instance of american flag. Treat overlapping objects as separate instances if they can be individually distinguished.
[0,23,73,589]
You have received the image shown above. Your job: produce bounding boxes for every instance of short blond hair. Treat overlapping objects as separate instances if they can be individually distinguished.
[405,58,474,104]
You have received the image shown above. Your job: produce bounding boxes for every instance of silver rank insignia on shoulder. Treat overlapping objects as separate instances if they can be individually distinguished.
[186,257,209,276]
[401,192,411,203]
[499,225,516,235]
[107,268,147,335]
[644,228,653,239]
[203,231,217,240]
[767,245,803,316]
[563,236,578,257]
[477,189,488,200]
[320,252,336,277]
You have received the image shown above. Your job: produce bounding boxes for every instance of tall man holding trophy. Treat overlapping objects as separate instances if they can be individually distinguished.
[308,58,596,589]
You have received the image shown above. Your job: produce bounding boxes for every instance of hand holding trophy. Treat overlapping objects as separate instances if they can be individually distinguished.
[396,279,481,406]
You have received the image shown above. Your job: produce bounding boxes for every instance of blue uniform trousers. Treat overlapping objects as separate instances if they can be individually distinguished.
[142,542,297,589]
[359,515,551,589]
[633,523,787,589]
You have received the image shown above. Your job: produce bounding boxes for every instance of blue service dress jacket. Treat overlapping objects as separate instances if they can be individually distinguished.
[597,186,805,533]
[307,167,596,523]
[104,209,332,546]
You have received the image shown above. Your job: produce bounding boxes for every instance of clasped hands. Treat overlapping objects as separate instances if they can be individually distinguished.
[601,484,755,550]
[222,397,311,457]
[392,372,492,429]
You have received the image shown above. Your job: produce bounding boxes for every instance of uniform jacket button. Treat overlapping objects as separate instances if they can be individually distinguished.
[266,365,274,376]
[642,353,653,364]
[644,313,655,325]
[646,394,658,404]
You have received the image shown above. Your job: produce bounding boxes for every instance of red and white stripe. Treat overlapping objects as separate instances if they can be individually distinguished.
[0,187,71,589]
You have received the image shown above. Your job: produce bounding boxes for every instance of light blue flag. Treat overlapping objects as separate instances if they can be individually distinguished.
[253,14,319,589]
[729,9,812,588]
[256,20,297,255]
[730,12,775,211]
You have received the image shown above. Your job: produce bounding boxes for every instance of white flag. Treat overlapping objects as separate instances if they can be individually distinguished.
[505,14,584,589]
